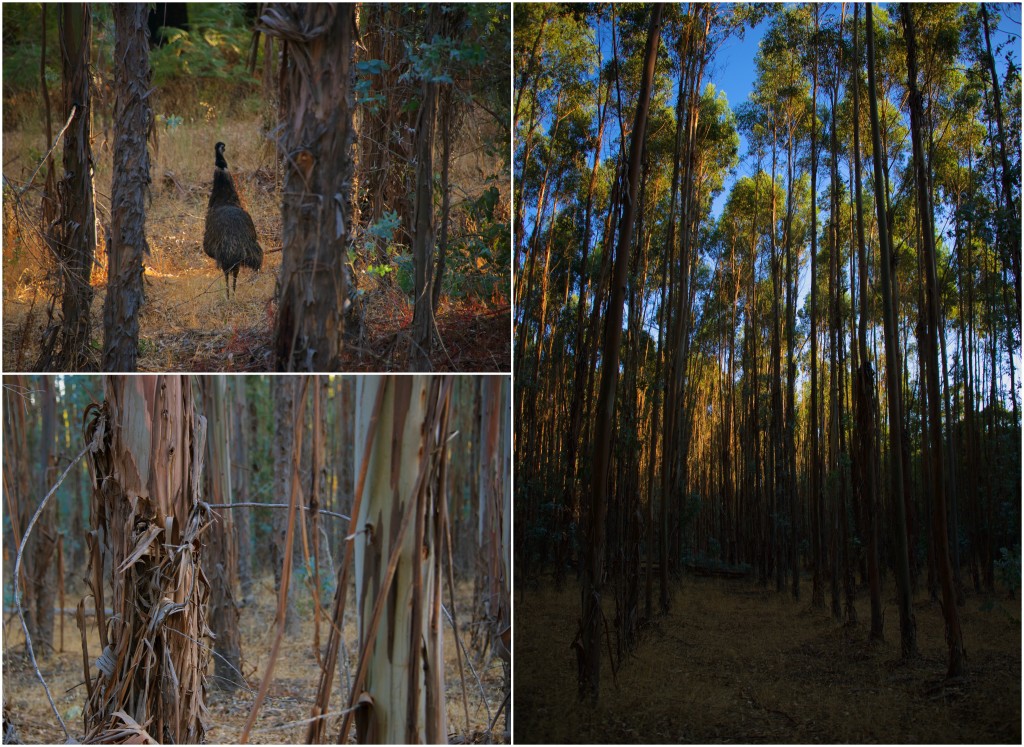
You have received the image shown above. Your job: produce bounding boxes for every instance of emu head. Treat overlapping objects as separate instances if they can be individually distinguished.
[215,141,227,169]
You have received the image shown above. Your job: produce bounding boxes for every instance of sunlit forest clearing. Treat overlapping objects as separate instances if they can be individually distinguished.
[514,2,1021,743]
[3,375,510,743]
[2,4,511,372]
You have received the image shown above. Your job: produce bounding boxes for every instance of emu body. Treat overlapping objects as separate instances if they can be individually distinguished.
[203,142,263,298]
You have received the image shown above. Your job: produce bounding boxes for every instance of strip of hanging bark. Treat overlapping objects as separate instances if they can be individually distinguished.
[309,381,324,667]
[76,598,93,705]
[442,439,472,735]
[239,377,309,744]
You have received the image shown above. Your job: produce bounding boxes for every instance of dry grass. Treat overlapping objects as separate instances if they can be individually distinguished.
[515,573,1021,744]
[3,115,510,372]
[2,574,508,744]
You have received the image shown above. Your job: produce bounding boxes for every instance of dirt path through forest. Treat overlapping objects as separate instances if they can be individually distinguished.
[515,575,1020,743]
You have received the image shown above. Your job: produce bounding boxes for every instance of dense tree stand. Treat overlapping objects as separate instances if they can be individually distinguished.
[515,4,1020,740]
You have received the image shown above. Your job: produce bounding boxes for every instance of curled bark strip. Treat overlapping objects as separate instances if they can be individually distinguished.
[256,5,334,44]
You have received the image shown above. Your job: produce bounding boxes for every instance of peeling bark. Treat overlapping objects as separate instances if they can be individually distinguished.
[83,375,210,744]
[265,4,354,371]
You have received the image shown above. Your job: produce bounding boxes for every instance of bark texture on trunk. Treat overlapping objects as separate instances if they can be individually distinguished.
[83,375,210,744]
[203,376,244,691]
[36,5,96,371]
[867,2,917,659]
[902,3,965,677]
[102,3,152,372]
[267,4,354,371]
[347,376,450,744]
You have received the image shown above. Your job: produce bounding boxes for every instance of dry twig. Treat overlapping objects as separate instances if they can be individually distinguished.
[12,442,90,743]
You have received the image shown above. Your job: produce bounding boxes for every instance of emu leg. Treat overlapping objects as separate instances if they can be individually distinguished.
[224,270,231,299]
[232,266,240,295]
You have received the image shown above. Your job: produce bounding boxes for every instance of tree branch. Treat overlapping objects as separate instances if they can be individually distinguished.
[13,443,89,742]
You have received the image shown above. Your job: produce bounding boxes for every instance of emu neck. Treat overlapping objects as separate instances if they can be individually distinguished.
[210,168,242,209]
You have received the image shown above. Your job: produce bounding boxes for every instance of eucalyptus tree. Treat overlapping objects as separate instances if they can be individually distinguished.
[342,376,452,743]
[867,1,918,659]
[901,2,966,678]
[740,4,813,592]
[36,5,95,371]
[265,3,354,371]
[202,376,244,691]
[850,1,884,640]
[83,376,210,743]
[581,3,662,703]
[102,3,152,372]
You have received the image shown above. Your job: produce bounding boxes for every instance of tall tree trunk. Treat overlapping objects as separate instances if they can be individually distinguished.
[562,76,609,589]
[783,109,799,601]
[36,5,95,371]
[409,9,440,371]
[83,376,210,743]
[272,376,300,634]
[852,3,884,641]
[430,9,466,314]
[867,3,917,659]
[345,377,450,744]
[28,377,58,655]
[809,5,824,610]
[232,377,254,603]
[902,3,965,677]
[580,3,662,704]
[979,3,1021,317]
[479,375,512,734]
[4,378,33,642]
[102,3,152,372]
[269,4,354,371]
[203,376,244,691]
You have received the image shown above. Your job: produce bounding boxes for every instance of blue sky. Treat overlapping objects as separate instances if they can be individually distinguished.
[706,3,1022,219]
[707,18,766,219]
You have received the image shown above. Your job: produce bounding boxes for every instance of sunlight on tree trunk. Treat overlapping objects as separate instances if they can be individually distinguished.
[901,2,965,678]
[866,2,917,659]
[581,3,662,704]
[36,6,95,371]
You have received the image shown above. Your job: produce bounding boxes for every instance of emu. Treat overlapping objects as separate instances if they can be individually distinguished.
[203,142,263,299]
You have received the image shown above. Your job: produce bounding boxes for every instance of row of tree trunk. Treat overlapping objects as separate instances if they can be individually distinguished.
[514,3,1018,702]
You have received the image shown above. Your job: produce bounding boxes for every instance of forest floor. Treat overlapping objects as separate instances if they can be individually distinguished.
[2,574,508,744]
[2,117,510,372]
[515,572,1020,744]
